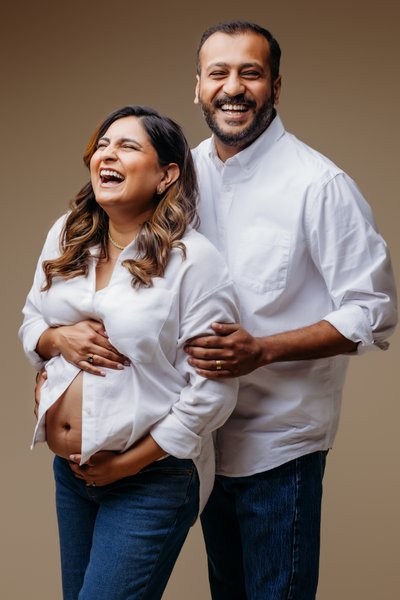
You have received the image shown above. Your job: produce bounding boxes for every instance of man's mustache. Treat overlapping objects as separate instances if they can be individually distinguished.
[213,94,256,109]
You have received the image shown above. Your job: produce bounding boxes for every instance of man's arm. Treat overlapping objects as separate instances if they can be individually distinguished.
[185,320,357,378]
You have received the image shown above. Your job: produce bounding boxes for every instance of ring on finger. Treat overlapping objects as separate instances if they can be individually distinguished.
[87,354,95,365]
[215,360,222,371]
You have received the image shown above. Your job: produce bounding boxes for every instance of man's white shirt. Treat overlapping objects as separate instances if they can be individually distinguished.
[192,114,397,476]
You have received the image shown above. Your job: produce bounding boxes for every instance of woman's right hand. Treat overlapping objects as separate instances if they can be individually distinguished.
[37,320,129,376]
[34,369,47,419]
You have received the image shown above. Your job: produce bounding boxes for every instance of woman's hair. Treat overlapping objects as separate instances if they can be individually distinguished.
[42,105,199,290]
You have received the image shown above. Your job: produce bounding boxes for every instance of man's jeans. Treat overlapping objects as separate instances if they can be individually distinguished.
[201,450,327,600]
[53,454,199,600]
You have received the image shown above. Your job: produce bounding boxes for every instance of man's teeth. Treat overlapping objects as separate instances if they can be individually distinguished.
[100,169,124,180]
[221,104,248,112]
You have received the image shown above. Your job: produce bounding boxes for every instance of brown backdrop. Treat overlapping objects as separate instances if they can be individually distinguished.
[2,1,399,598]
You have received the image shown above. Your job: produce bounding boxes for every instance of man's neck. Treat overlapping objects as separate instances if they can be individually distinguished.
[214,139,245,162]
[213,112,276,162]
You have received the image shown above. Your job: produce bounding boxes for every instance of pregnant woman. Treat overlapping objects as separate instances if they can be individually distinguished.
[20,105,238,600]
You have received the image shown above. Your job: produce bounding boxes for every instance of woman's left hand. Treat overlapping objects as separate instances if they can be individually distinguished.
[68,451,131,487]
[69,435,166,487]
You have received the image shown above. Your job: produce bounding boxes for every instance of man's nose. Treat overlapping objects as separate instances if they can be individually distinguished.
[222,73,245,97]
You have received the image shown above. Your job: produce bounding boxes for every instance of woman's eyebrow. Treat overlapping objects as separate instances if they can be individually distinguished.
[119,137,143,147]
[98,136,143,147]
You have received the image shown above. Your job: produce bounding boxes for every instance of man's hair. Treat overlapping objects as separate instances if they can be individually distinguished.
[196,21,281,81]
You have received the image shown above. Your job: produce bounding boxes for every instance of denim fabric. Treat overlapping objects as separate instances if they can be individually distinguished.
[53,454,199,600]
[201,451,327,600]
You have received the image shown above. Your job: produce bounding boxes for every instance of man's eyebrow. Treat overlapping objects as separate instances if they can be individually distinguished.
[206,61,264,70]
[206,62,229,69]
[240,62,264,70]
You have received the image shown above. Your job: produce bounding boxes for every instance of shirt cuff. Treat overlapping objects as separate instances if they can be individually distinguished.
[21,321,50,370]
[150,413,202,459]
[323,304,387,355]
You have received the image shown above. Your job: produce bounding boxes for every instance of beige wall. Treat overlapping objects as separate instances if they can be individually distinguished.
[2,1,399,598]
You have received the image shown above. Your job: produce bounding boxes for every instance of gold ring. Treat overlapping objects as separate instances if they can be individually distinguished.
[87,354,94,365]
[215,360,222,370]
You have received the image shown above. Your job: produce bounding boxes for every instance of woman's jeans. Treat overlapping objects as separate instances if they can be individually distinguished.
[53,455,199,600]
[201,450,328,600]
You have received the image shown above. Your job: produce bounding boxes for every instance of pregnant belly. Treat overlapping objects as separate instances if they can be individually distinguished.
[46,371,83,459]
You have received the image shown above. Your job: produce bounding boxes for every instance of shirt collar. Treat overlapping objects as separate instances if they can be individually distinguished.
[208,113,285,172]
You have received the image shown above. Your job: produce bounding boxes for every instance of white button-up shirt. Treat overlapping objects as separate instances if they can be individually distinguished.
[192,115,397,477]
[19,216,239,510]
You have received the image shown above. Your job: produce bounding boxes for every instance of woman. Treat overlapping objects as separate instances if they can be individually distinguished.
[19,105,238,600]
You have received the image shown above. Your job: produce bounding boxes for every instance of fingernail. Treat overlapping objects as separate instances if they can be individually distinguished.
[124,361,130,366]
[117,364,124,370]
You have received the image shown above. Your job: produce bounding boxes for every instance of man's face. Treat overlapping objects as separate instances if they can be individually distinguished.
[195,32,281,153]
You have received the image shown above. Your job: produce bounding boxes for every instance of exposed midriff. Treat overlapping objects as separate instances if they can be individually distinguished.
[46,371,83,459]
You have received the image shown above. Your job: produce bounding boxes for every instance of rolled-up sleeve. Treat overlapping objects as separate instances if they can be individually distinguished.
[150,261,240,459]
[19,217,65,369]
[307,173,397,353]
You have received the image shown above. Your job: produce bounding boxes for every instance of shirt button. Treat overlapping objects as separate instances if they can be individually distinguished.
[224,185,232,192]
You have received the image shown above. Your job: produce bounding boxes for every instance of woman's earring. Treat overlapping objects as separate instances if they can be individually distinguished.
[157,185,164,195]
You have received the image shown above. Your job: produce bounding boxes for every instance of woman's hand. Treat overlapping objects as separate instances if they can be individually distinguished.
[34,369,47,419]
[37,320,130,376]
[68,451,129,487]
[69,435,167,487]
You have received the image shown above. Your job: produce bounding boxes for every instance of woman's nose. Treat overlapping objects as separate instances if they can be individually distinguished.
[102,145,118,160]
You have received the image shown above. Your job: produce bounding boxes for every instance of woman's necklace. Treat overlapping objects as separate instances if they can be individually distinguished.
[108,231,126,251]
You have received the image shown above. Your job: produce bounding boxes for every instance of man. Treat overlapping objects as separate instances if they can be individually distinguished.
[183,21,397,600]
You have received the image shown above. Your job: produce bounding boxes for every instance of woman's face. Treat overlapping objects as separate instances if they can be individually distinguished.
[90,116,167,217]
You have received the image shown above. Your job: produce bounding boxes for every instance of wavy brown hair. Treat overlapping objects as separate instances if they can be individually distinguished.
[42,105,199,290]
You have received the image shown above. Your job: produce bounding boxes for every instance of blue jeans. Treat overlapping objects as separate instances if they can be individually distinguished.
[201,451,327,600]
[53,455,199,600]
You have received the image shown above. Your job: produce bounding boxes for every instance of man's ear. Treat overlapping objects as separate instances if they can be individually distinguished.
[273,75,282,106]
[194,75,200,105]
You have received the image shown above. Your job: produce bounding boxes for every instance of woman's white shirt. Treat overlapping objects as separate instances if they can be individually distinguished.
[19,215,239,510]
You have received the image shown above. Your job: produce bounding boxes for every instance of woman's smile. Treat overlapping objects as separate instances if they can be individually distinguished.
[99,168,125,187]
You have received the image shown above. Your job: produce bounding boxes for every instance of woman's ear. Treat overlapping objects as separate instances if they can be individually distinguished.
[158,163,180,194]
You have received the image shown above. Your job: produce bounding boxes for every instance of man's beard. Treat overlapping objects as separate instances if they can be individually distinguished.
[200,93,275,147]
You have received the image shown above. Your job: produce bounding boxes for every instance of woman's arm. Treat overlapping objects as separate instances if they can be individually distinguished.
[68,435,167,486]
[20,215,128,375]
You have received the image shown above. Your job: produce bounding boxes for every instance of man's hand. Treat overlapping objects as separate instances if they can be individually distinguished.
[34,369,47,419]
[185,322,264,378]
[37,320,130,376]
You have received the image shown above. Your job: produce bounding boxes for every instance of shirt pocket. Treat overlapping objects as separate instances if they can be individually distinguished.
[101,288,175,364]
[232,228,291,294]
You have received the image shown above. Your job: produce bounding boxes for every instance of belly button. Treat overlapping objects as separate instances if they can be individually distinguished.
[63,423,71,431]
